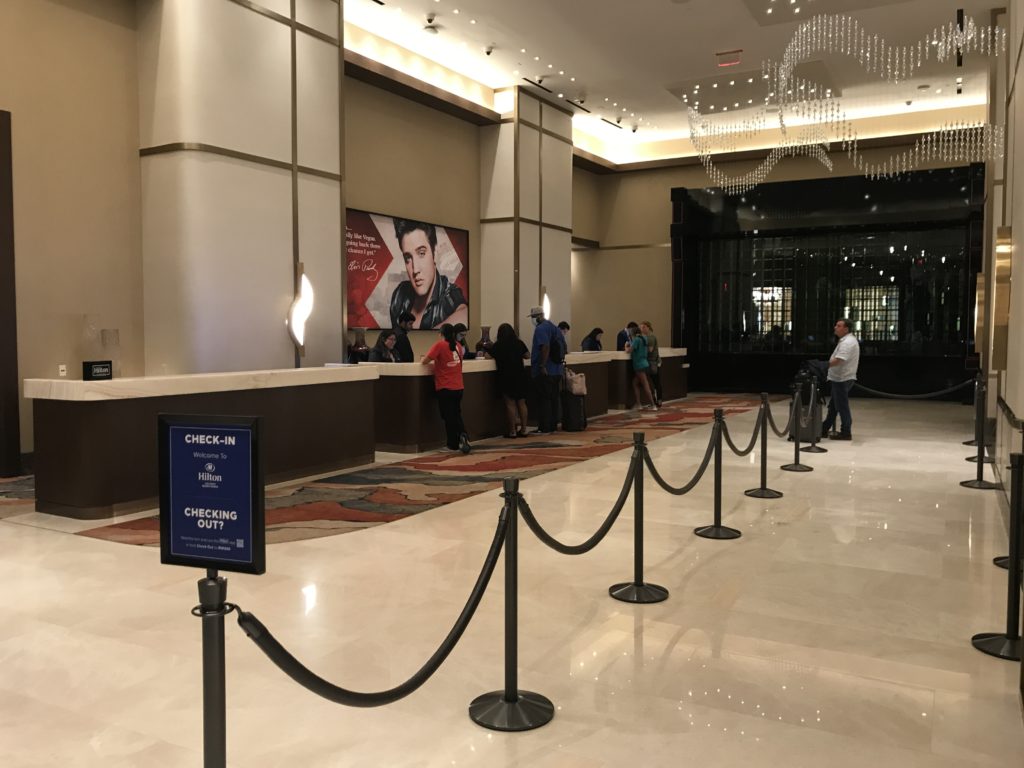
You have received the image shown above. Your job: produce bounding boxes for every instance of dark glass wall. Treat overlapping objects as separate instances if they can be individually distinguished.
[671,166,985,395]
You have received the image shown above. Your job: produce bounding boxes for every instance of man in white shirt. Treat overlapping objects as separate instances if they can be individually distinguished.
[821,318,860,441]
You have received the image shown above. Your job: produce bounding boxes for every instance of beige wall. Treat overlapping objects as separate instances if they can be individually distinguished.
[0,0,142,452]
[344,77,481,358]
[1004,0,1024,416]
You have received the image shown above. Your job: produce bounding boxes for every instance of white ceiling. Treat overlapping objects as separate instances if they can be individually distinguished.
[344,0,1004,154]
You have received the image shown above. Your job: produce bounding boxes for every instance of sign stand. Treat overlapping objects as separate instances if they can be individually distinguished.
[193,568,232,768]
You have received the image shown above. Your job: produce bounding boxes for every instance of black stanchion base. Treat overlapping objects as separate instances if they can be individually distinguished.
[963,439,979,446]
[959,479,1000,490]
[694,524,742,540]
[966,455,995,464]
[469,690,555,731]
[609,581,669,604]
[803,445,828,454]
[780,463,813,472]
[994,556,1009,569]
[970,632,1022,662]
[745,487,784,499]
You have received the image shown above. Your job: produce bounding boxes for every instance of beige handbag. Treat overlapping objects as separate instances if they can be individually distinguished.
[564,368,587,396]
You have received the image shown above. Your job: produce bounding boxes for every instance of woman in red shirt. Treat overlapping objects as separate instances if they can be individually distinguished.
[421,323,471,453]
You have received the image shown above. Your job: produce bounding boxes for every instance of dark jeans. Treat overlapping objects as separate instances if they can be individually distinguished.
[436,388,466,449]
[534,374,561,432]
[823,379,855,435]
[649,367,662,404]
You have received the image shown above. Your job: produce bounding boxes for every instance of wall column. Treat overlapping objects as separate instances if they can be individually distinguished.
[480,88,573,344]
[137,0,344,374]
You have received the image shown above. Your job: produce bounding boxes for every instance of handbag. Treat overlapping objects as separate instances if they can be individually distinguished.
[564,368,587,396]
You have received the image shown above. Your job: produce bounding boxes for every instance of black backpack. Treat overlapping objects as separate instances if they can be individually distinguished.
[549,332,565,364]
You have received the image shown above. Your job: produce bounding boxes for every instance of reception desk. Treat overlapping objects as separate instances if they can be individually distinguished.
[25,367,378,518]
[608,347,688,409]
[367,360,508,452]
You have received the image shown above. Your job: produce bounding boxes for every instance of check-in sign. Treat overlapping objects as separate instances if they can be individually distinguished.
[159,415,265,575]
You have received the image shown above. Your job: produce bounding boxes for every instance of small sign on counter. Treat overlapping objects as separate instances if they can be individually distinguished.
[82,360,112,380]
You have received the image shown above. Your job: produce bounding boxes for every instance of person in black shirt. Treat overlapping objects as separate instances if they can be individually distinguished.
[393,311,415,362]
[491,323,530,438]
[368,330,399,363]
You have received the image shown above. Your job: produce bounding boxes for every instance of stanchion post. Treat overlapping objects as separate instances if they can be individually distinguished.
[746,394,783,499]
[695,410,741,540]
[970,453,1023,661]
[963,373,982,446]
[781,386,812,473]
[802,379,827,454]
[610,433,669,603]
[469,479,554,731]
[960,378,999,489]
[196,569,227,768]
[966,377,994,464]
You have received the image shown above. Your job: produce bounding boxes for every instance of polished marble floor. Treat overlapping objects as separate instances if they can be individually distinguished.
[0,397,1021,767]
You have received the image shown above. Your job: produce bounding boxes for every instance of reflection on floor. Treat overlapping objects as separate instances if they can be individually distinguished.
[0,397,1020,767]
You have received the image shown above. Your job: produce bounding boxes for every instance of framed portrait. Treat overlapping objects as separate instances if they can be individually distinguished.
[346,209,469,330]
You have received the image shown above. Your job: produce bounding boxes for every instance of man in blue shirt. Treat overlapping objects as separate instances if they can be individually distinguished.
[528,306,565,434]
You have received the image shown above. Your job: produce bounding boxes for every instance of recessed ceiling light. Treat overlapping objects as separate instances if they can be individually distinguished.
[513,70,519,75]
[936,88,943,93]
[520,48,526,53]
[613,102,618,106]
[470,19,476,24]
[748,78,754,83]
[548,64,553,68]
[570,77,575,81]
[733,102,739,107]
[452,8,459,13]
[729,80,735,85]
[534,56,539,60]
[559,70,564,75]
[713,83,718,88]
[767,8,772,13]
[794,6,800,12]
[557,93,563,98]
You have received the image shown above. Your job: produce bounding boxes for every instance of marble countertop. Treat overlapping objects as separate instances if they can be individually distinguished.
[24,366,379,401]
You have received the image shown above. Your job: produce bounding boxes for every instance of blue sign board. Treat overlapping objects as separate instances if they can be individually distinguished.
[159,415,265,574]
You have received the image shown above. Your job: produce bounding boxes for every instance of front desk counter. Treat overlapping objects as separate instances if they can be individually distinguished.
[25,367,378,519]
[608,347,688,409]
[564,351,611,419]
[368,360,508,452]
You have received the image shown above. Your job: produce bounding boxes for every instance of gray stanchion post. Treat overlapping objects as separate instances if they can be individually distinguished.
[970,453,1023,661]
[610,433,669,603]
[469,479,554,731]
[802,379,827,454]
[195,569,228,768]
[746,394,783,499]
[966,377,994,464]
[963,373,982,446]
[694,410,741,540]
[781,386,812,473]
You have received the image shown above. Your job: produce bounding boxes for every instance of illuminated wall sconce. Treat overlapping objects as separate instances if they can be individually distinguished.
[995,226,1012,254]
[541,289,551,320]
[287,263,315,355]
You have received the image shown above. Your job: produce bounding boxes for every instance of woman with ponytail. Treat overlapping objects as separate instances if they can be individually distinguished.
[421,323,471,453]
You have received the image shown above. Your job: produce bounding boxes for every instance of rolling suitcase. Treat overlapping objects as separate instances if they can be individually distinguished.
[561,392,587,431]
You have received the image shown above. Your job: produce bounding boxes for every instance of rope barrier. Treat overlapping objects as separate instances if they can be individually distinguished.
[851,378,973,400]
[516,454,637,555]
[722,410,762,457]
[766,397,794,439]
[235,505,510,707]
[644,422,718,496]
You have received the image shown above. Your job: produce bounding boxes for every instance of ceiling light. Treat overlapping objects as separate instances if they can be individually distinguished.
[570,77,575,81]
[534,56,539,60]
[748,78,753,83]
[512,69,518,75]
[452,8,459,13]
[559,70,564,75]
[470,19,476,24]
[936,88,942,93]
[548,64,553,68]
[520,48,526,53]
[794,6,800,12]
[713,83,718,88]
[734,102,739,107]
[729,80,735,85]
[557,93,563,98]
[767,7,772,12]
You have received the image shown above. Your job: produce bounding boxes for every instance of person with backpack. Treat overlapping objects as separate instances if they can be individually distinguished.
[528,306,564,434]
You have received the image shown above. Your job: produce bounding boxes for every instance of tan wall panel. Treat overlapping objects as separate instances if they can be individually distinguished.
[138,0,291,162]
[297,33,341,174]
[141,153,295,375]
[0,0,142,452]
[480,124,515,219]
[296,0,338,37]
[519,92,541,125]
[298,173,343,366]
[571,247,672,354]
[519,125,540,222]
[541,104,572,139]
[572,167,603,243]
[344,77,480,338]
[1005,1,1024,416]
[541,228,571,327]
[519,222,540,346]
[541,134,572,229]
[480,221,515,331]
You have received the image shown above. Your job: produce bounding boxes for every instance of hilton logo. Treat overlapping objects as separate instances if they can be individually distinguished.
[198,469,223,482]
[83,360,113,381]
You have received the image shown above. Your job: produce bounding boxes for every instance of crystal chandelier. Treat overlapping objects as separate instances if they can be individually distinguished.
[689,14,1007,196]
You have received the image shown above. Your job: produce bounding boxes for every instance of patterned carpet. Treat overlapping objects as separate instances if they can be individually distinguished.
[0,394,766,546]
